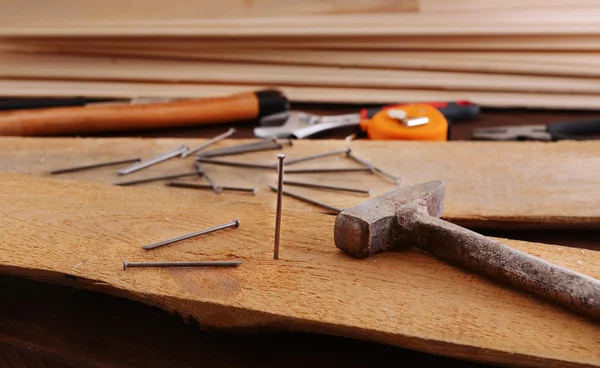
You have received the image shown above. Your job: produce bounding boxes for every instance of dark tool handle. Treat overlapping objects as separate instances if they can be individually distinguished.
[360,101,480,122]
[546,119,600,140]
[410,215,600,322]
[0,90,288,136]
[0,97,88,111]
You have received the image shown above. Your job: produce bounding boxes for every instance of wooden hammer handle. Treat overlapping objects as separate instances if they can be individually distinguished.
[0,90,287,136]
[417,216,600,322]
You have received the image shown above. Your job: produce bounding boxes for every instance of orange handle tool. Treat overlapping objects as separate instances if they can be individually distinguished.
[359,103,449,141]
[0,90,288,136]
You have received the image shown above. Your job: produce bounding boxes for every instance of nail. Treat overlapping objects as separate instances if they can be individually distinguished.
[195,139,274,157]
[166,181,257,195]
[285,167,373,174]
[114,171,200,186]
[274,153,286,260]
[283,180,370,195]
[269,185,341,214]
[181,128,236,158]
[196,157,275,170]
[143,219,239,250]
[49,157,141,174]
[123,260,243,270]
[196,162,222,194]
[346,153,401,184]
[197,140,282,158]
[118,145,188,175]
[284,149,350,166]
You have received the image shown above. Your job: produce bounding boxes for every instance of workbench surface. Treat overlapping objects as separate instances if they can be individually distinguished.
[1,107,599,368]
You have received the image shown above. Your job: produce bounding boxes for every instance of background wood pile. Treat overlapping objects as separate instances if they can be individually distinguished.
[1,0,600,109]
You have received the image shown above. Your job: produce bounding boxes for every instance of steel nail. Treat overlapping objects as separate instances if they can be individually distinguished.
[197,140,283,158]
[118,145,188,175]
[196,157,275,170]
[284,167,373,174]
[269,185,342,215]
[273,154,286,260]
[283,180,370,195]
[346,152,401,184]
[143,219,240,250]
[284,149,350,166]
[181,128,236,158]
[166,182,258,195]
[123,260,243,270]
[196,162,222,194]
[114,171,201,186]
[49,157,141,175]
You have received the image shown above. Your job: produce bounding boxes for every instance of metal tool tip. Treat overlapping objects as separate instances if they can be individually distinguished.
[345,148,352,154]
[233,218,240,227]
[269,185,278,192]
[251,188,258,195]
[229,127,237,134]
[215,186,224,194]
[394,178,402,185]
[234,260,244,266]
[276,153,286,159]
[123,260,128,271]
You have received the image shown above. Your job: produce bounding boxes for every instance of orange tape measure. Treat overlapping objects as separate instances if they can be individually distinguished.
[359,104,449,141]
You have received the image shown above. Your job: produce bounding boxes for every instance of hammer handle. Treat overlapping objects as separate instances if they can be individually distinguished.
[416,216,600,322]
[0,90,287,136]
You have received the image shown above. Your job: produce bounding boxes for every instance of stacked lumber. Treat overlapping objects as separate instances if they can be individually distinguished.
[2,1,600,109]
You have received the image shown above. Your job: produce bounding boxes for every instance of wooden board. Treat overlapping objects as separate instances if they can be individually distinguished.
[11,46,600,77]
[2,7,600,36]
[1,137,599,229]
[4,79,600,109]
[0,0,417,25]
[3,53,600,94]
[7,35,600,51]
[0,172,598,368]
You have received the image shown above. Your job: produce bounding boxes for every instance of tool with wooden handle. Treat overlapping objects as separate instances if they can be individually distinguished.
[0,90,288,136]
[334,181,600,322]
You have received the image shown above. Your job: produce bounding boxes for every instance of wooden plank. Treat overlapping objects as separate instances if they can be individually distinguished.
[2,137,599,229]
[0,0,417,25]
[2,53,600,94]
[7,35,600,51]
[24,47,600,77]
[2,7,600,36]
[3,79,600,109]
[0,172,598,368]
[419,0,600,12]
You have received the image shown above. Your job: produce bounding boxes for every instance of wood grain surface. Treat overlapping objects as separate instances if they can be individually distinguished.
[0,172,598,368]
[1,137,599,228]
[4,79,600,109]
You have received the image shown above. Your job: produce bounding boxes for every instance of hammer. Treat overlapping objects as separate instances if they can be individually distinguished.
[334,181,600,322]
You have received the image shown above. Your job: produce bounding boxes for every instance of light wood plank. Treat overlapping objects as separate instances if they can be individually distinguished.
[0,172,598,368]
[2,7,600,36]
[2,137,599,228]
[0,0,416,25]
[7,35,600,51]
[25,47,600,77]
[2,53,600,94]
[3,79,600,109]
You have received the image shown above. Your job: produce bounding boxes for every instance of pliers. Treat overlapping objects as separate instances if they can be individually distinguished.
[472,119,600,141]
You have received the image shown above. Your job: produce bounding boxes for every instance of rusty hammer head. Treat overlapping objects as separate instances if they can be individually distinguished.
[334,181,445,258]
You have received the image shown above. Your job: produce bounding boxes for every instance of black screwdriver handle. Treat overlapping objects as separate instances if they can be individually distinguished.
[546,119,600,140]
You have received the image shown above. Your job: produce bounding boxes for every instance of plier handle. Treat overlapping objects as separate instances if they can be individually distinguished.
[472,119,600,141]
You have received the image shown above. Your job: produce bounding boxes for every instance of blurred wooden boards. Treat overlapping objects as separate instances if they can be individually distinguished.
[0,172,599,368]
[4,80,600,109]
[1,137,599,228]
